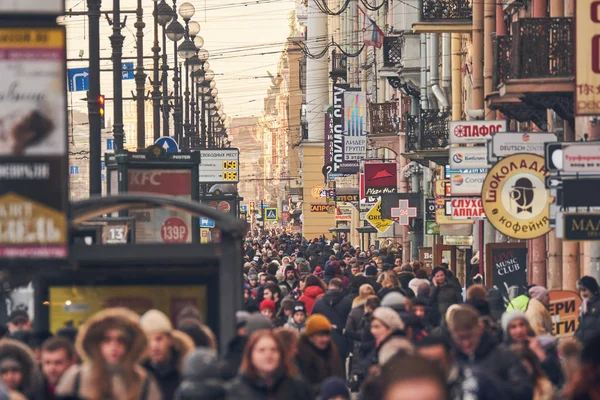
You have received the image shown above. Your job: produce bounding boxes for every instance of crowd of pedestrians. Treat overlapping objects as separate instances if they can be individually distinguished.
[0,231,599,399]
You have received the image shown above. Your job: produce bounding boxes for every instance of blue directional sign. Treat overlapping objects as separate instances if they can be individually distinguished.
[240,205,248,212]
[68,68,89,92]
[200,217,215,228]
[265,208,278,221]
[122,62,134,80]
[155,137,179,153]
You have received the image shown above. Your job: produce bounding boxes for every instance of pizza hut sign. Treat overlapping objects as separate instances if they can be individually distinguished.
[449,120,507,144]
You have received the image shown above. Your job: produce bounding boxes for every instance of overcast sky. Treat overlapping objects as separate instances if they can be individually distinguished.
[62,0,295,119]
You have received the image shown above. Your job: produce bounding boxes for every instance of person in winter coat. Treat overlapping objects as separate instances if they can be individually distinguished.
[311,278,352,360]
[0,338,42,399]
[363,265,382,293]
[297,275,326,315]
[227,330,311,400]
[377,271,406,299]
[174,348,226,400]
[296,315,344,397]
[284,303,307,334]
[367,307,413,367]
[408,270,430,297]
[526,286,554,337]
[396,265,415,294]
[140,309,195,400]
[430,266,463,324]
[56,308,162,400]
[280,265,299,293]
[575,276,600,344]
[561,333,600,400]
[345,284,375,343]
[510,342,555,400]
[319,377,350,400]
[448,305,533,400]
[40,336,76,400]
[501,310,563,387]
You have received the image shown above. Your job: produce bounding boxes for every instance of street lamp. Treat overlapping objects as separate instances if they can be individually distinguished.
[156,0,173,138]
[166,8,185,144]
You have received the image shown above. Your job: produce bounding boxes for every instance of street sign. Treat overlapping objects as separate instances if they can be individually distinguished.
[545,142,600,173]
[450,172,486,196]
[445,167,487,178]
[265,208,278,221]
[199,217,215,228]
[492,132,557,158]
[122,62,134,80]
[155,137,179,153]
[449,147,489,169]
[240,205,248,212]
[563,213,600,241]
[548,291,582,338]
[161,217,189,243]
[366,201,394,233]
[448,120,507,144]
[68,67,89,92]
[198,149,240,183]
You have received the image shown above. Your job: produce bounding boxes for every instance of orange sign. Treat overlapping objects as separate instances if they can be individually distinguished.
[548,290,582,338]
[575,1,600,115]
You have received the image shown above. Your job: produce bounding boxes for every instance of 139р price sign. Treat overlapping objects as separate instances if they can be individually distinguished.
[198,149,240,183]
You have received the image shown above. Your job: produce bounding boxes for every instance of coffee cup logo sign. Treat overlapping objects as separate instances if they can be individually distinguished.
[482,154,551,239]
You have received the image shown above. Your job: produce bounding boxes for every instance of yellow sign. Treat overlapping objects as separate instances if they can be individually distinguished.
[548,290,582,338]
[49,285,207,334]
[311,185,325,199]
[575,1,600,115]
[366,200,394,233]
[481,154,550,239]
[0,28,65,48]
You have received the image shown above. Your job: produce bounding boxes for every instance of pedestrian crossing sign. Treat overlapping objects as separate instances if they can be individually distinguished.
[265,208,278,221]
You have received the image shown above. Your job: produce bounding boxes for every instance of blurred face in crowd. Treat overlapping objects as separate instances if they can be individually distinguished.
[293,312,306,325]
[344,256,352,265]
[395,258,402,267]
[278,250,284,257]
[249,278,258,287]
[384,378,446,400]
[433,271,446,286]
[371,318,393,346]
[351,264,360,276]
[450,324,483,356]
[286,270,296,280]
[507,318,529,342]
[264,288,274,301]
[8,318,31,333]
[259,275,267,285]
[299,279,307,291]
[413,305,426,319]
[261,308,274,320]
[101,329,128,365]
[251,337,281,377]
[309,332,331,350]
[418,345,450,376]
[148,332,172,364]
[376,258,383,268]
[0,364,22,391]
[580,287,592,300]
[42,348,73,386]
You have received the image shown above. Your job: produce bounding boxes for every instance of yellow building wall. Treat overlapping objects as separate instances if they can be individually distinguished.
[302,143,335,239]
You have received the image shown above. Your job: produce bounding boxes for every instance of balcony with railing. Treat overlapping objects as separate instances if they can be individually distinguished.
[405,110,451,152]
[383,36,403,68]
[369,101,400,135]
[413,0,472,33]
[488,18,574,128]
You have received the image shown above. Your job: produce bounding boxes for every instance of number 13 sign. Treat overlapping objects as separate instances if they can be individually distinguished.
[576,1,600,115]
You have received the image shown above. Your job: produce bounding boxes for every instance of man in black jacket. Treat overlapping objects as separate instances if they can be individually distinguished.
[575,275,600,344]
[448,305,533,400]
[312,278,352,361]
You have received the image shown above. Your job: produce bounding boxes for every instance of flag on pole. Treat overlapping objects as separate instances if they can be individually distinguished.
[358,5,384,48]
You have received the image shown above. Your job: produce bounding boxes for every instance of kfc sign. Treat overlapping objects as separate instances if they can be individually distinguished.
[449,120,507,144]
[128,170,192,196]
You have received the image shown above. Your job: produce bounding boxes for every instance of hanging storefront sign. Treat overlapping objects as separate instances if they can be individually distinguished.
[425,221,440,235]
[435,208,473,225]
[336,194,359,203]
[492,132,557,158]
[435,179,450,197]
[364,162,398,196]
[366,200,394,233]
[343,91,367,166]
[450,172,486,196]
[548,291,582,338]
[449,147,489,169]
[444,236,473,246]
[447,197,486,220]
[380,193,421,220]
[0,26,68,259]
[419,247,434,269]
[335,205,353,221]
[482,154,550,239]
[563,213,600,241]
[448,120,507,144]
[485,243,528,290]
[324,108,333,165]
[562,143,600,173]
[425,198,436,221]
[310,204,330,212]
[575,0,600,115]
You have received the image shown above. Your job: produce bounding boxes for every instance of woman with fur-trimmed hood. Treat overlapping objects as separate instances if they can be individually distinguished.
[0,338,41,399]
[139,310,195,400]
[55,308,162,400]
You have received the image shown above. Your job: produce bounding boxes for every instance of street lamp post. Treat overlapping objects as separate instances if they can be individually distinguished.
[135,0,146,150]
[166,1,185,144]
[157,0,173,138]
[88,0,102,195]
[151,0,162,141]
[111,0,125,150]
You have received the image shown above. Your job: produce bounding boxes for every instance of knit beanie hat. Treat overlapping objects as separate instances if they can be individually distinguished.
[528,286,549,302]
[304,314,332,337]
[364,265,377,277]
[284,264,295,274]
[320,376,350,400]
[372,307,404,332]
[501,310,528,334]
[577,276,600,295]
[140,309,173,335]
[314,266,324,279]
[260,299,276,313]
[297,262,311,277]
[381,292,407,309]
[246,313,273,336]
[293,302,307,316]
[281,297,295,312]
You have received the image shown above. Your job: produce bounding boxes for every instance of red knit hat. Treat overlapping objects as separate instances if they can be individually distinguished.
[260,299,276,313]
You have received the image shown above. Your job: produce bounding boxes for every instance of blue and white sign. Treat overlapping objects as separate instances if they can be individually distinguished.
[240,205,248,212]
[106,138,114,150]
[265,208,278,221]
[122,62,135,80]
[155,137,179,153]
[200,217,215,228]
[68,68,89,92]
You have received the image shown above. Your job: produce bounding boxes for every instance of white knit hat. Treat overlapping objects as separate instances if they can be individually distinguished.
[140,309,173,335]
[373,306,405,332]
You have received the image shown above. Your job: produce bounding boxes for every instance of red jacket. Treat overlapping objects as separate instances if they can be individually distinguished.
[299,285,325,315]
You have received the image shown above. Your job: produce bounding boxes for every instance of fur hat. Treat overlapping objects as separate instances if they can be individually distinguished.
[501,310,528,334]
[140,309,173,335]
[372,307,404,332]
[284,264,295,274]
[281,297,295,312]
[577,276,599,295]
[304,314,332,337]
[246,313,273,336]
[260,299,276,313]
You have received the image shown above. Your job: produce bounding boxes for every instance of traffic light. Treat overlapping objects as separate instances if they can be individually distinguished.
[98,95,105,129]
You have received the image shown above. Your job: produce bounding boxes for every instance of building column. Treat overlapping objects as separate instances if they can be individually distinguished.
[547,230,562,289]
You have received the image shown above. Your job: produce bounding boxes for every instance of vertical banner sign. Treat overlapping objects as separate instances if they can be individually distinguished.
[332,84,348,174]
[486,243,527,290]
[0,27,68,259]
[343,91,367,171]
[548,291,582,338]
[575,0,600,115]
[324,108,333,165]
[127,170,192,243]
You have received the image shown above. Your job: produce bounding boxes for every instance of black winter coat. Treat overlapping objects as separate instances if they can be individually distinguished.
[453,331,533,400]
[221,335,247,380]
[227,371,312,400]
[296,337,345,397]
[397,271,415,292]
[143,349,184,400]
[575,295,600,344]
[430,280,463,324]
[311,289,352,358]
